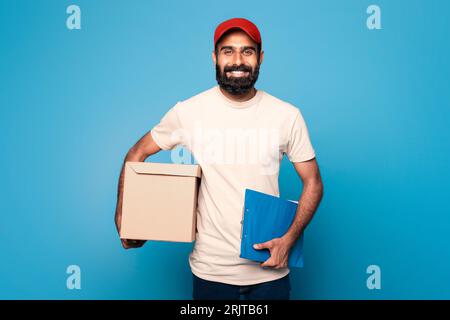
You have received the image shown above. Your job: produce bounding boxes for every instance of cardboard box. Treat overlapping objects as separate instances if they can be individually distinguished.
[120,161,202,242]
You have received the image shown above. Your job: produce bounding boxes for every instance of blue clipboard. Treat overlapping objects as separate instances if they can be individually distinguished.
[239,188,304,268]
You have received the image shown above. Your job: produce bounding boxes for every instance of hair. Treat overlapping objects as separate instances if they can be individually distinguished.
[214,28,262,62]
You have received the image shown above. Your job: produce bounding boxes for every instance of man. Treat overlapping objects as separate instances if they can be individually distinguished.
[114,18,323,300]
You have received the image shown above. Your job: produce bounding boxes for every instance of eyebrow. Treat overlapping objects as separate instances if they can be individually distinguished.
[220,45,257,52]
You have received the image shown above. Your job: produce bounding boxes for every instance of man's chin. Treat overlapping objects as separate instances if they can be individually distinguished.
[219,84,254,95]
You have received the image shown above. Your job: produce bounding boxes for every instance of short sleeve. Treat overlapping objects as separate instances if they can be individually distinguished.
[150,102,183,150]
[285,110,316,162]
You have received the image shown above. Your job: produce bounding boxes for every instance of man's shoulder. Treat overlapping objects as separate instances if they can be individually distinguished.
[260,89,301,116]
[177,86,217,108]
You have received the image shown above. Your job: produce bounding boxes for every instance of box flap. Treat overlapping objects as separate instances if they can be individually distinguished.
[126,161,202,178]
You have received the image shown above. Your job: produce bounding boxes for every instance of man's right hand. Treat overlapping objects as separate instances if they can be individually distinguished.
[121,238,147,249]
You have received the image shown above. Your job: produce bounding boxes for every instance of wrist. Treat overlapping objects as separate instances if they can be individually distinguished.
[282,232,298,248]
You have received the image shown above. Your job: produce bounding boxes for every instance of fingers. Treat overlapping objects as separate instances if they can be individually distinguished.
[253,240,273,250]
[253,238,289,269]
[134,240,146,248]
[122,241,144,249]
[260,259,286,269]
[121,239,132,249]
[260,257,276,268]
[121,239,146,249]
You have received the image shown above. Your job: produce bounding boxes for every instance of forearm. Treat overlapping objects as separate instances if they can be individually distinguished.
[283,179,323,246]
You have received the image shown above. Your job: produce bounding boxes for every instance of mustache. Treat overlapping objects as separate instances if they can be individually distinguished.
[223,65,253,73]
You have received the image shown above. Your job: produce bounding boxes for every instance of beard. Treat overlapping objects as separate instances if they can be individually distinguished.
[215,63,260,96]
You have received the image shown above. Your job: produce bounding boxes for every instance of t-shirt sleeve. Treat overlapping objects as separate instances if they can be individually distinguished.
[285,109,316,162]
[150,102,183,150]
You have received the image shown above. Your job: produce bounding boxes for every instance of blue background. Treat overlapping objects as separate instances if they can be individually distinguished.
[1,0,449,299]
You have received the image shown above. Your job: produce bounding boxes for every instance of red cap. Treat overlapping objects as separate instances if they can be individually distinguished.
[214,18,262,47]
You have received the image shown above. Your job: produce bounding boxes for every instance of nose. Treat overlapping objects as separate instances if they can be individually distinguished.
[232,51,243,65]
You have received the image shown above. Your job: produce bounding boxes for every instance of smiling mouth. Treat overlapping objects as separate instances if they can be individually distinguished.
[226,71,250,77]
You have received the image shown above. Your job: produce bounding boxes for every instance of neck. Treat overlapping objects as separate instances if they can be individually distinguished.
[219,86,257,102]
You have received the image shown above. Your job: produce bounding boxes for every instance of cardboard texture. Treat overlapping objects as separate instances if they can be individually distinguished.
[120,162,202,242]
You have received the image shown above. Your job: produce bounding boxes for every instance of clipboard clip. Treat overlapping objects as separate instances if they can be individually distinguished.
[240,205,245,240]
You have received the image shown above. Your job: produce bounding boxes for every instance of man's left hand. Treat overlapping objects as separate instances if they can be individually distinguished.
[253,236,293,269]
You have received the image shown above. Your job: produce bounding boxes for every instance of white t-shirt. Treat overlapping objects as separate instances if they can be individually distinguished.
[150,85,316,285]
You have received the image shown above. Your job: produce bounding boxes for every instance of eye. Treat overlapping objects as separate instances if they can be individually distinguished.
[223,49,233,55]
[243,49,254,56]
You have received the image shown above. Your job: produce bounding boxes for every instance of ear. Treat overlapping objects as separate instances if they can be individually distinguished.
[259,50,264,65]
[212,51,217,65]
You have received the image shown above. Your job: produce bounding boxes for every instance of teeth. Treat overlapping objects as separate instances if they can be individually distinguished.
[230,71,246,75]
